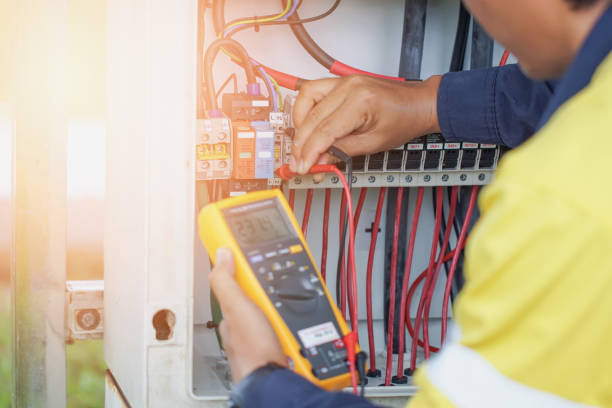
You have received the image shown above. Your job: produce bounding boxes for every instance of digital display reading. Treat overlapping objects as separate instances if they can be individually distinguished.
[227,204,292,246]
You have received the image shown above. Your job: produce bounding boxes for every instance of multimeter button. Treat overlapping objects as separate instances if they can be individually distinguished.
[289,244,303,254]
[274,301,282,308]
[266,272,275,281]
[285,260,295,268]
[316,288,324,296]
[334,339,345,349]
[279,248,290,255]
[258,266,267,274]
[309,275,318,283]
[250,255,264,263]
[272,262,282,271]
[265,251,278,258]
[308,347,318,356]
[267,286,275,294]
[298,265,309,272]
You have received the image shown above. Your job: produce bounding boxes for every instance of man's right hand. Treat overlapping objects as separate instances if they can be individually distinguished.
[290,74,442,174]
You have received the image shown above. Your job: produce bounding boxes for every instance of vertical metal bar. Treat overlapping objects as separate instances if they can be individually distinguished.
[397,0,427,80]
[11,0,68,406]
[471,21,494,69]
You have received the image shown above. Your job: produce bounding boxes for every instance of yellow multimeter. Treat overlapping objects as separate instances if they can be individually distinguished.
[198,189,357,390]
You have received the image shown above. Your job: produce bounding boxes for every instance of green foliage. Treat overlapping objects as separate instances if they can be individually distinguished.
[0,285,106,407]
[0,287,11,408]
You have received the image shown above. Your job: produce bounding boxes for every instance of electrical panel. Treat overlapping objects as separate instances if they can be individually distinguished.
[104,1,511,406]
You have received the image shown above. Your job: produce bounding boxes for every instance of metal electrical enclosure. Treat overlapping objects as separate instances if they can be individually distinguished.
[104,1,508,406]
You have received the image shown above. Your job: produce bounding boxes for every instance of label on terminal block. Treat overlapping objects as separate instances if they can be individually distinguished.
[480,144,496,149]
[407,143,424,150]
[444,143,460,149]
[427,143,443,150]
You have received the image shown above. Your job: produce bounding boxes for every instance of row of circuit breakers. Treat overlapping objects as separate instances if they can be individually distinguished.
[196,94,502,189]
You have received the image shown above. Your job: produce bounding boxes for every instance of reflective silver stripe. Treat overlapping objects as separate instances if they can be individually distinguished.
[425,326,595,408]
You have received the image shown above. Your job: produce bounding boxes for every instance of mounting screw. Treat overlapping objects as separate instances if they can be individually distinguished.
[442,174,449,182]
[386,175,394,183]
[478,173,486,181]
[424,175,431,182]
[368,176,376,183]
[351,176,358,184]
[460,174,467,181]
[405,175,413,183]
[295,177,302,185]
[331,176,339,184]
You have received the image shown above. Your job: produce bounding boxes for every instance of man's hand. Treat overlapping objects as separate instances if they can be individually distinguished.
[290,74,442,174]
[209,247,287,383]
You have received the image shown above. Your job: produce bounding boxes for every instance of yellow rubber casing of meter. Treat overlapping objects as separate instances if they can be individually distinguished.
[198,189,357,391]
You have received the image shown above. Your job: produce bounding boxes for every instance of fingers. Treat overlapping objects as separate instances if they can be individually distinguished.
[299,100,369,172]
[209,248,248,315]
[292,79,347,172]
[292,78,339,128]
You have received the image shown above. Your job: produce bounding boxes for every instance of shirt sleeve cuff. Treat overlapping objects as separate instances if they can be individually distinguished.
[437,67,502,145]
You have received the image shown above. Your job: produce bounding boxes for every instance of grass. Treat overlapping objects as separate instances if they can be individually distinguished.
[0,284,106,407]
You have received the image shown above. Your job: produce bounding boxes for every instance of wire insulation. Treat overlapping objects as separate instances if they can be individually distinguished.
[395,187,425,377]
[320,188,331,281]
[301,189,314,237]
[441,186,478,343]
[366,187,386,373]
[384,187,404,386]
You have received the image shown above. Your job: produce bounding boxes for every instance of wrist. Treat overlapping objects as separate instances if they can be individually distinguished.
[423,75,442,134]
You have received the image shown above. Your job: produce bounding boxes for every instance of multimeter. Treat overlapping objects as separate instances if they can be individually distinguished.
[198,189,357,390]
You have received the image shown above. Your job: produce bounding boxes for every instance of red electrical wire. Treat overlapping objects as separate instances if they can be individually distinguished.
[354,188,368,227]
[499,49,510,66]
[277,163,359,394]
[339,192,347,319]
[395,187,425,378]
[301,189,314,236]
[441,186,478,344]
[329,61,406,82]
[288,189,295,211]
[366,187,386,373]
[320,188,331,282]
[422,186,458,357]
[410,187,443,371]
[404,250,460,353]
[346,188,368,324]
[384,187,404,386]
[406,271,440,353]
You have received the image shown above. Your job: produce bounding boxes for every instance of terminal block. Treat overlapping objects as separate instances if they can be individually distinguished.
[196,118,232,180]
[460,142,478,169]
[478,144,497,169]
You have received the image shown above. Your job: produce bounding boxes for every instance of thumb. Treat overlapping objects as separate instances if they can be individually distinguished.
[209,248,245,312]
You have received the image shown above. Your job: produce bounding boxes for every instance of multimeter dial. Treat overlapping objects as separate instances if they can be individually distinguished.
[223,198,351,380]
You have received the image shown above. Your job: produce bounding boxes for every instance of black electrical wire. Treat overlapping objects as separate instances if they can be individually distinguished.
[327,146,352,308]
[215,73,238,101]
[203,38,256,111]
[449,3,471,72]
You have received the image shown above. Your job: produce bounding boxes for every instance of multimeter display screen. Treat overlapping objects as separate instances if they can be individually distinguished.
[227,204,292,246]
